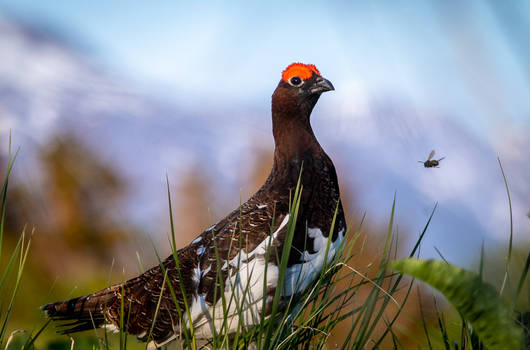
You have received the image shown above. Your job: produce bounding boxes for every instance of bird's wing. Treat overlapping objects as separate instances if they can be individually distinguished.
[195,197,286,302]
[100,192,289,343]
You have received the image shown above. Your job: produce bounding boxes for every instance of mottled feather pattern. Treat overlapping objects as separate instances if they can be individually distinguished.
[43,63,346,347]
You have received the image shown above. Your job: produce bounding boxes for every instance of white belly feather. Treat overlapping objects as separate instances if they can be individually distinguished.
[189,220,345,339]
[147,223,344,348]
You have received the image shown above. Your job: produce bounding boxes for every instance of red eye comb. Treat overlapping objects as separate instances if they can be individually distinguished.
[282,63,321,82]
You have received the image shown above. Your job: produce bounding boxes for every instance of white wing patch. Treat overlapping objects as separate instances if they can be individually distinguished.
[196,245,205,255]
[103,323,120,333]
[192,266,202,284]
[283,227,345,296]
[188,254,279,339]
[187,214,291,338]
[185,215,344,339]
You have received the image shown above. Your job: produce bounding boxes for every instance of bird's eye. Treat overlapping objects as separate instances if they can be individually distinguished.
[289,76,303,86]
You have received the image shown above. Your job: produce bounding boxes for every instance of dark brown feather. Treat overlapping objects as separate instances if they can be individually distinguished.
[43,64,346,346]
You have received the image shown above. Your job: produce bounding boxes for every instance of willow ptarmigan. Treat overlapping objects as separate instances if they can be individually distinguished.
[43,63,346,348]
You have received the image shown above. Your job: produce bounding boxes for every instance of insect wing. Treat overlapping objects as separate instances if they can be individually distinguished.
[427,150,435,161]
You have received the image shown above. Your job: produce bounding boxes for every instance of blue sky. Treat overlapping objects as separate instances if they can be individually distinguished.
[2,1,529,136]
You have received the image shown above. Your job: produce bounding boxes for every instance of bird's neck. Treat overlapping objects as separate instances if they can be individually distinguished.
[271,109,321,171]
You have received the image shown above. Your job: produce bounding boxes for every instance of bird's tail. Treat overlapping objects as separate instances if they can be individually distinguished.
[42,286,119,334]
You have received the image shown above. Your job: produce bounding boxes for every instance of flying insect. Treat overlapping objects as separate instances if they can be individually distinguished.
[419,150,445,168]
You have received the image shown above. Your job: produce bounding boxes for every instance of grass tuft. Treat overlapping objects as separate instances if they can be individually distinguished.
[2,137,527,349]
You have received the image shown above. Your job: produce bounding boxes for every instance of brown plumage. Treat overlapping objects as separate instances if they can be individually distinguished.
[43,62,346,348]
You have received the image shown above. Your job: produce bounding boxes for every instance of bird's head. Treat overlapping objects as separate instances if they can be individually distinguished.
[272,63,334,119]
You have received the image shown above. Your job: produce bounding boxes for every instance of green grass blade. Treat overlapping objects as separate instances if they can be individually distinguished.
[210,230,229,348]
[515,251,529,304]
[479,240,485,281]
[370,273,414,349]
[497,157,513,297]
[166,175,178,256]
[164,178,197,349]
[0,233,23,292]
[354,195,400,349]
[0,229,32,342]
[151,241,194,349]
[144,269,168,349]
[22,318,52,349]
[1,136,19,262]
[383,192,396,262]
[434,246,448,264]
[255,205,276,349]
[410,203,437,258]
[391,258,523,350]
[0,134,11,261]
[417,286,433,349]
[432,293,451,350]
[263,169,303,349]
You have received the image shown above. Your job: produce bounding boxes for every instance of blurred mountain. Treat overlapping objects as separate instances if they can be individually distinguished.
[1,14,528,268]
[0,14,260,229]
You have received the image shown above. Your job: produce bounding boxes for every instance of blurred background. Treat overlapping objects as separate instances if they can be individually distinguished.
[0,0,528,348]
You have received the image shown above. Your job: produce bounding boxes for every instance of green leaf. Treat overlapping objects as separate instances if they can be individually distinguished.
[390,258,523,350]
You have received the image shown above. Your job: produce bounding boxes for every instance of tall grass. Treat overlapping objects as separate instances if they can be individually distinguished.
[0,136,45,350]
[140,183,435,349]
[2,136,527,349]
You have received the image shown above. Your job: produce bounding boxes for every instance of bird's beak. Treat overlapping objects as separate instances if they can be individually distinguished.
[310,77,335,94]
